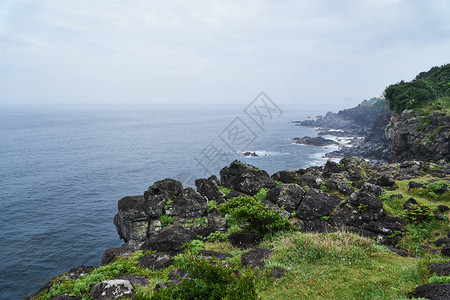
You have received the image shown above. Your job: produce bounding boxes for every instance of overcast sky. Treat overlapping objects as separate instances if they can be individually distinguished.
[1,0,449,107]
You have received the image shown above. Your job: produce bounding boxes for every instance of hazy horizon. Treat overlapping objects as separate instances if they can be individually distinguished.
[1,1,449,107]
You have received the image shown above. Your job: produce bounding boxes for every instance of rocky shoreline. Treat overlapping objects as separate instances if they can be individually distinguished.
[28,158,450,299]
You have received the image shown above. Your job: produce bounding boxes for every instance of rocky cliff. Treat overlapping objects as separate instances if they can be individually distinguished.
[386,109,450,162]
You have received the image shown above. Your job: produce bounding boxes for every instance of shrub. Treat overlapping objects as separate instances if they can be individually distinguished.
[218,196,293,234]
[151,256,257,300]
[182,239,205,254]
[207,200,218,213]
[404,203,434,224]
[218,186,231,198]
[207,231,228,242]
[254,188,269,201]
[159,215,174,227]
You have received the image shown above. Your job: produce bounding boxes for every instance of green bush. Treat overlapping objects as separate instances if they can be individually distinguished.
[181,239,205,254]
[207,231,228,242]
[404,203,434,224]
[151,256,257,300]
[254,188,269,201]
[218,186,231,198]
[218,196,293,234]
[159,215,174,227]
[207,200,218,213]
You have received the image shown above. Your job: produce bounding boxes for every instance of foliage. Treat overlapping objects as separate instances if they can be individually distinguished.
[182,239,205,254]
[384,64,450,113]
[254,188,269,201]
[404,203,434,224]
[35,251,154,300]
[159,215,174,227]
[218,186,231,198]
[151,256,257,300]
[429,275,450,284]
[319,182,328,192]
[357,203,369,212]
[207,200,218,213]
[274,180,283,187]
[207,231,228,242]
[218,196,293,234]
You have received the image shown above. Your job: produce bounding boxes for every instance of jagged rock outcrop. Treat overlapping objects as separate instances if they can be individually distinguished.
[220,160,275,195]
[386,109,450,162]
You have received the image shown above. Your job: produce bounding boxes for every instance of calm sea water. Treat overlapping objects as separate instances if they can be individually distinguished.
[0,104,330,299]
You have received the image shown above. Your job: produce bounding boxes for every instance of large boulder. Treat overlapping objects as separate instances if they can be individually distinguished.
[411,283,450,300]
[348,191,384,222]
[220,160,275,195]
[271,169,298,183]
[165,188,207,218]
[195,177,226,203]
[144,178,183,199]
[140,226,195,255]
[296,189,342,220]
[324,173,354,195]
[298,173,323,189]
[359,182,384,197]
[265,184,305,213]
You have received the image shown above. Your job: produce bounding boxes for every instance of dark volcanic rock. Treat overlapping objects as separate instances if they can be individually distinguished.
[271,169,298,183]
[442,244,450,257]
[403,197,418,211]
[296,189,342,220]
[360,182,384,197]
[166,188,207,218]
[298,173,323,189]
[438,205,450,212]
[144,178,183,199]
[293,136,338,146]
[434,238,450,248]
[65,266,97,280]
[117,275,149,286]
[140,226,195,255]
[116,196,148,222]
[428,263,450,276]
[220,160,275,195]
[101,247,134,266]
[195,177,226,203]
[265,184,305,213]
[411,283,450,300]
[241,248,272,268]
[243,151,258,157]
[324,174,354,195]
[138,253,173,270]
[228,232,262,249]
[408,181,424,190]
[90,279,134,299]
[348,191,384,222]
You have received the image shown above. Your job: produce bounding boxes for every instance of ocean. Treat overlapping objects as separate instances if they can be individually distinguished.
[0,103,332,299]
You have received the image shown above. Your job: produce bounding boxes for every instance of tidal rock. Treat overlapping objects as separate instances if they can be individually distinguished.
[265,184,305,213]
[296,189,342,221]
[241,248,272,268]
[220,160,275,195]
[293,136,338,146]
[90,280,134,299]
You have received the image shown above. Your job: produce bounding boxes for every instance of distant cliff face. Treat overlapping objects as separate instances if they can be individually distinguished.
[386,109,450,162]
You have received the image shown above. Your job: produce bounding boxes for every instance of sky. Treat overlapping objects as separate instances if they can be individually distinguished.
[1,0,449,108]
